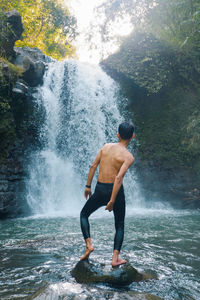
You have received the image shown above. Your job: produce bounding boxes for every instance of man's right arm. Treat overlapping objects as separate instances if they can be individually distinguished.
[105,154,134,211]
[84,148,102,199]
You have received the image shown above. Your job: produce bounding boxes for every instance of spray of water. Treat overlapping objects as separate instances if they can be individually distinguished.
[27,59,143,216]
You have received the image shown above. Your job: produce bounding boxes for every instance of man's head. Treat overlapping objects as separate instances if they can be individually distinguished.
[118,122,135,140]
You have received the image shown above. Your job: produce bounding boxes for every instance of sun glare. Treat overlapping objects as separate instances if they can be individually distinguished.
[66,0,133,64]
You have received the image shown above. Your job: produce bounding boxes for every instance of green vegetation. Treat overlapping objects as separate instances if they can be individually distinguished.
[100,0,200,58]
[102,0,200,181]
[0,0,77,162]
[0,0,76,60]
[146,0,200,52]
[146,1,200,174]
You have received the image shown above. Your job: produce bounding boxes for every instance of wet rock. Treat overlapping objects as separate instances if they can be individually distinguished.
[0,69,44,219]
[102,31,200,209]
[1,9,24,58]
[12,80,29,97]
[0,192,16,216]
[71,260,149,286]
[30,282,163,300]
[0,13,46,219]
[14,46,48,63]
[0,62,9,73]
[14,47,47,86]
[0,156,30,218]
[0,180,9,192]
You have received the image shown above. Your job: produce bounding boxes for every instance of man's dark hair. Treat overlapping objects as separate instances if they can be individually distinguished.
[118,122,135,140]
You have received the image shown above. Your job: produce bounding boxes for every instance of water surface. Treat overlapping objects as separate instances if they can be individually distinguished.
[0,209,199,299]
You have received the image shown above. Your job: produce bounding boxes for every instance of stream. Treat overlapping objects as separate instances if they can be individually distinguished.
[0,210,199,299]
[0,60,199,300]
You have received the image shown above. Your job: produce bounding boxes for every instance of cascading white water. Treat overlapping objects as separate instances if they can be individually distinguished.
[27,59,143,216]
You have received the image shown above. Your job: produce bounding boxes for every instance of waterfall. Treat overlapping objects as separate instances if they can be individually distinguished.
[27,59,143,216]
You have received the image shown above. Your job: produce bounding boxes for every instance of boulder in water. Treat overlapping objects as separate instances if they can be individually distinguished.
[71,259,151,286]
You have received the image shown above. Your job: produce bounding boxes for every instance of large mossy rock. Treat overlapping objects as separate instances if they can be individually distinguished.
[14,47,49,87]
[0,9,24,58]
[102,32,177,95]
[102,31,200,208]
[71,260,153,286]
[0,60,44,218]
[0,11,47,218]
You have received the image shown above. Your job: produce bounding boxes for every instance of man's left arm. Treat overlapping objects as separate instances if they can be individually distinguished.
[105,154,134,211]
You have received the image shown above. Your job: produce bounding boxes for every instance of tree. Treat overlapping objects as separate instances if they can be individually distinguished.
[97,0,200,54]
[96,0,153,40]
[145,0,200,53]
[0,0,77,59]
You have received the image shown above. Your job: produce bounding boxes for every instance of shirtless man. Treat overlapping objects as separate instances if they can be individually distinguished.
[80,122,135,267]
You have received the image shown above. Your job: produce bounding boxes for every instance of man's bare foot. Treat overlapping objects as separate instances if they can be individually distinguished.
[80,245,94,261]
[112,257,127,267]
[112,250,127,267]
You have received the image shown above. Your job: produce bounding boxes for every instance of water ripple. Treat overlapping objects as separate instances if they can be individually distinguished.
[0,211,199,299]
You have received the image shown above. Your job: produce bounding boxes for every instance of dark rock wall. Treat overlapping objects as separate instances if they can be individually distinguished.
[0,144,29,218]
[0,62,45,218]
[0,9,24,58]
[102,32,200,208]
[0,11,47,218]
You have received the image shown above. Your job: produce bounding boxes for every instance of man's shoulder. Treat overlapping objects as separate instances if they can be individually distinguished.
[102,143,115,149]
[125,150,134,163]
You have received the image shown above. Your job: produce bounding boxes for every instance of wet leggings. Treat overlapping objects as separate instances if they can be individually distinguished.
[80,182,125,252]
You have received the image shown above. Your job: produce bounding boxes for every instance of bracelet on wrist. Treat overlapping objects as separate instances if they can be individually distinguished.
[86,185,91,188]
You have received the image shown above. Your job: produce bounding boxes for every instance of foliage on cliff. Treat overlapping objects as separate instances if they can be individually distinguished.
[146,0,200,52]
[102,0,200,181]
[100,0,200,62]
[0,0,76,59]
[100,0,200,91]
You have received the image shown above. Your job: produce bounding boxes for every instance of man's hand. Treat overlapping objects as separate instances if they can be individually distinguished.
[84,187,92,200]
[105,201,114,212]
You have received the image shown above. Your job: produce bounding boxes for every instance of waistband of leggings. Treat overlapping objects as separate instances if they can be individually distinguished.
[97,181,113,186]
[97,181,124,189]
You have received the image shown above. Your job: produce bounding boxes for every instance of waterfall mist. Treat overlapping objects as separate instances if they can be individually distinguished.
[27,59,143,217]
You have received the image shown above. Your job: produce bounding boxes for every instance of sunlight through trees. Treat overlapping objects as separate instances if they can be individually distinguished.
[0,0,77,59]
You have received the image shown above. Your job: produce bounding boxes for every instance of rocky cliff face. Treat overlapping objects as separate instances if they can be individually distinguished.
[0,10,48,218]
[102,31,200,208]
[0,9,24,58]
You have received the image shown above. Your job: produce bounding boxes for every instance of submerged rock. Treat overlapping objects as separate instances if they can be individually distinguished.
[71,259,153,286]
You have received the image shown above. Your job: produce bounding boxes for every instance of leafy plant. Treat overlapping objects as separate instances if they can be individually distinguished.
[0,0,77,59]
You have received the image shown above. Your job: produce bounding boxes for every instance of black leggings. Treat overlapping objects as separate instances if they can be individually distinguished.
[80,182,125,252]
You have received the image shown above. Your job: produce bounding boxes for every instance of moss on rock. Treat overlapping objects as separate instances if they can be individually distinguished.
[0,58,21,159]
[102,30,200,206]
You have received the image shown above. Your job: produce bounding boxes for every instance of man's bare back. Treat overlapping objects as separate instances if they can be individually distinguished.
[98,143,133,183]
